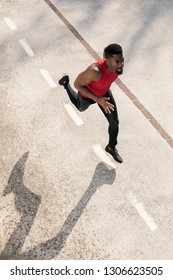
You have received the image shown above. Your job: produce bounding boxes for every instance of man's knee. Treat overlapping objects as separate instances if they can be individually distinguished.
[77,100,90,112]
[77,104,88,112]
[109,114,119,126]
[78,107,86,112]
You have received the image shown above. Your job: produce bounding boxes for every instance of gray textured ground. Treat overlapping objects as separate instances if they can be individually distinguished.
[0,0,173,260]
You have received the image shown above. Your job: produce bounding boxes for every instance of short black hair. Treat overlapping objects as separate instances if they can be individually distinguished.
[104,43,123,58]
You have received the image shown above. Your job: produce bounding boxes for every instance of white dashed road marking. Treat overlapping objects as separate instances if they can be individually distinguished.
[64,104,84,126]
[92,143,116,169]
[4,17,17,30]
[128,192,158,231]
[19,39,34,57]
[40,69,57,88]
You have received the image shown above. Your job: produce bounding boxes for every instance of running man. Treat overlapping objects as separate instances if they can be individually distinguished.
[59,43,124,163]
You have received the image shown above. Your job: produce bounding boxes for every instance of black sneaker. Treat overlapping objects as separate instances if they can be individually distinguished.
[105,145,123,163]
[58,74,69,87]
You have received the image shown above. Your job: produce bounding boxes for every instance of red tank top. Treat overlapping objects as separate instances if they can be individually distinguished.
[81,58,118,98]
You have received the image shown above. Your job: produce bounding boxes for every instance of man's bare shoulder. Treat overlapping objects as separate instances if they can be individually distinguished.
[85,63,102,81]
[74,62,102,87]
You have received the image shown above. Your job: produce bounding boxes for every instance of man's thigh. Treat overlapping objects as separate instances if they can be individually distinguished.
[100,90,119,122]
[77,92,95,111]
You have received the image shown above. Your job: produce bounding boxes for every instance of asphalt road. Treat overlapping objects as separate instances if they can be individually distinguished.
[0,0,173,260]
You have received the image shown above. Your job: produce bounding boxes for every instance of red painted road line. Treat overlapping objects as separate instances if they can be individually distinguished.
[44,0,173,149]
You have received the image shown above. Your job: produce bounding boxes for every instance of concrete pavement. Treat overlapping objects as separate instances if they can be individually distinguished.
[0,0,173,260]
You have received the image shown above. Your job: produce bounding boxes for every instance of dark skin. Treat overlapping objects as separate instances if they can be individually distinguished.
[74,53,124,114]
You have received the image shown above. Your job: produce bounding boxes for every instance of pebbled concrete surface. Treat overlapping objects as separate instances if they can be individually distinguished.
[0,0,173,260]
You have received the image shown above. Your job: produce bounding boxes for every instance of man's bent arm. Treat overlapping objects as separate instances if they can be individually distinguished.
[74,65,101,102]
[74,65,114,114]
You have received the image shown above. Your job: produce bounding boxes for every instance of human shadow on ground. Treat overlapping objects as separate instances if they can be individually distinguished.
[0,155,115,260]
[0,152,41,260]
[20,161,116,259]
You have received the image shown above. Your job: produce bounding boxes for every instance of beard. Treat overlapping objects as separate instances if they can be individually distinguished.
[116,68,123,75]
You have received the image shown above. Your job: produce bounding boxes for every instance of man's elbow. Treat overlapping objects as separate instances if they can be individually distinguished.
[74,79,80,90]
[74,79,77,89]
